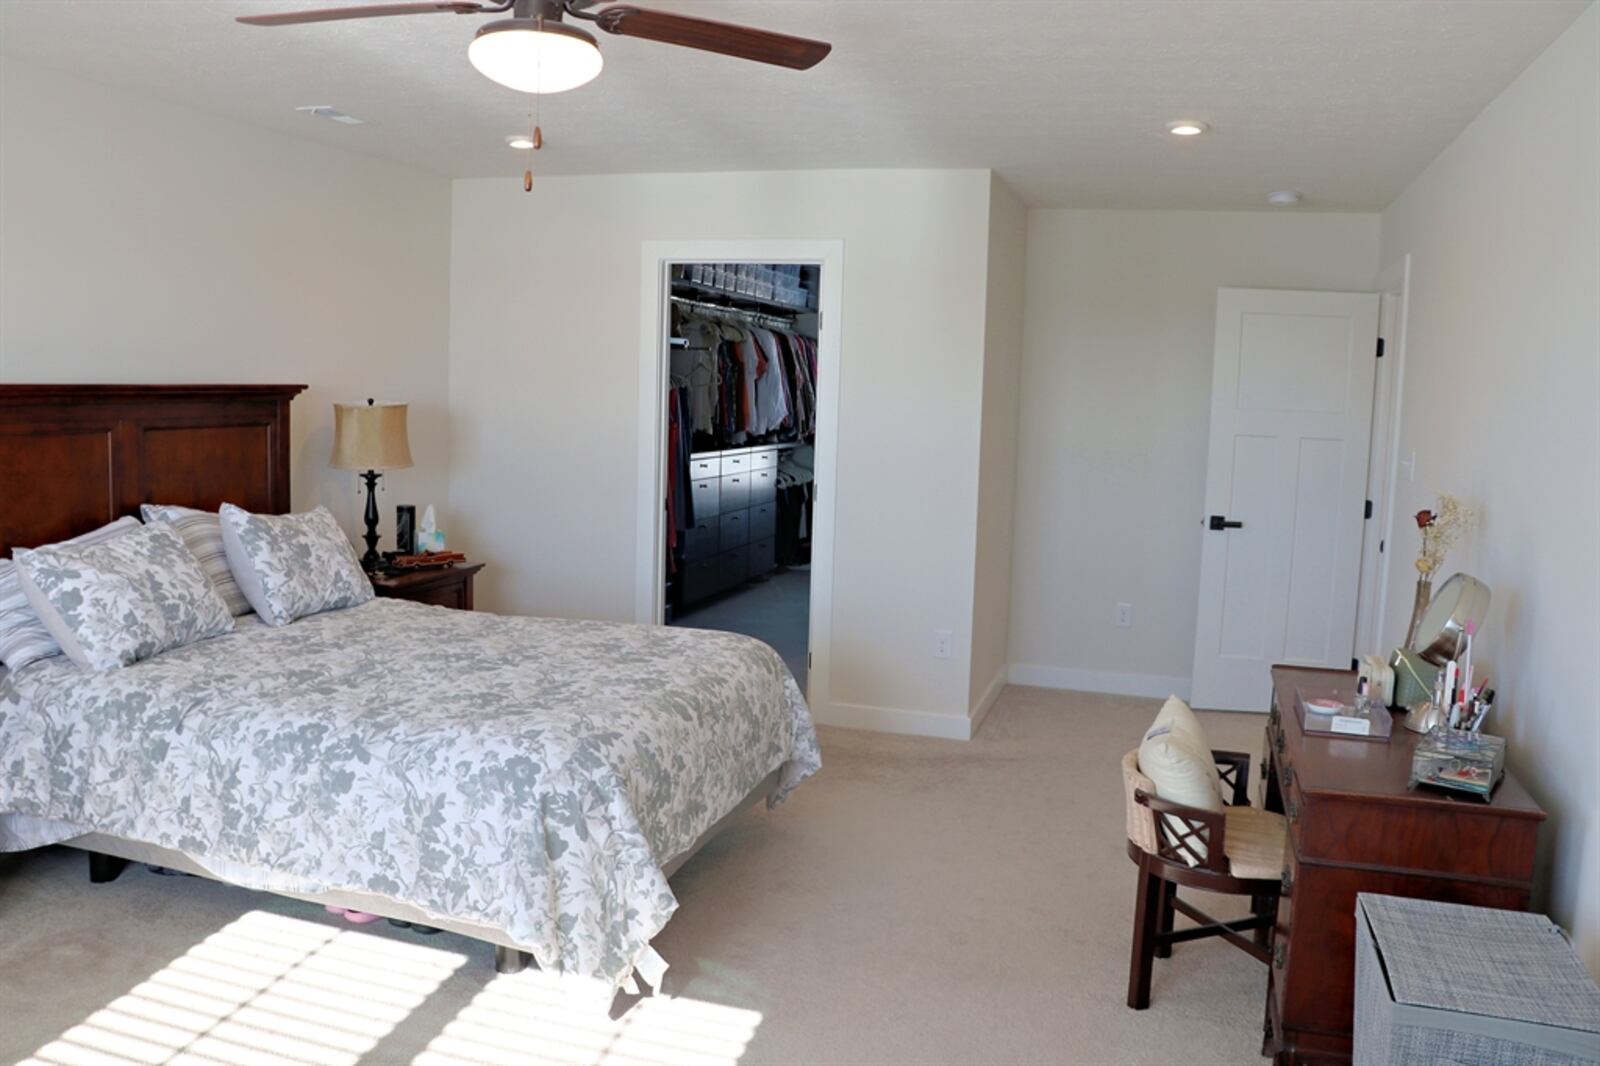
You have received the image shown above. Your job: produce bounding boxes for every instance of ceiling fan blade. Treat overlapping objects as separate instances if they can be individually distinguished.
[592,6,831,70]
[237,2,492,27]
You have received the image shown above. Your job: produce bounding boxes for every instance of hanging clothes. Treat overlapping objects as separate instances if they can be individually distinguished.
[750,328,792,435]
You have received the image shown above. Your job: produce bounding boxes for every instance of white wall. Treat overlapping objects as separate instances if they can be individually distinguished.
[449,169,998,733]
[0,59,453,542]
[968,175,1027,719]
[1008,210,1382,696]
[1378,4,1599,972]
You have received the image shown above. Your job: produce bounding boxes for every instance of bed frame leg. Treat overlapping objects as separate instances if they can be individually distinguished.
[88,852,129,884]
[494,945,532,974]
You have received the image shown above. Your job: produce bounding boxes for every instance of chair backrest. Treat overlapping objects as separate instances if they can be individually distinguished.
[1122,749,1160,855]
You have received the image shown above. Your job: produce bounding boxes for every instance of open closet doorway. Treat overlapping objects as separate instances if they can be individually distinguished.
[635,241,843,706]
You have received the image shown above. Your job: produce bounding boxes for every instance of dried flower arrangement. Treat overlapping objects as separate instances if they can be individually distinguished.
[1403,493,1478,647]
[1413,494,1477,577]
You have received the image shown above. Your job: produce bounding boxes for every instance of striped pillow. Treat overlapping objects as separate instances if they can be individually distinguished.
[140,504,253,617]
[0,516,142,672]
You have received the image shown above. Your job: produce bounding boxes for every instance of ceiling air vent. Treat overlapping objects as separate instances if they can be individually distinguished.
[295,105,365,126]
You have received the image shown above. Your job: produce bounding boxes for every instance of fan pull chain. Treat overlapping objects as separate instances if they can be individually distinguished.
[523,85,543,193]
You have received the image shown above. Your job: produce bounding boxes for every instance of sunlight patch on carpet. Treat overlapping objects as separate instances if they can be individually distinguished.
[412,968,763,1066]
[18,910,466,1066]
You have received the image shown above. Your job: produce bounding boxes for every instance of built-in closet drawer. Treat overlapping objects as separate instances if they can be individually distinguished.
[751,467,776,504]
[719,509,750,548]
[721,451,753,475]
[691,478,719,518]
[749,537,776,572]
[750,502,776,540]
[749,447,778,471]
[718,546,749,586]
[685,517,718,559]
[720,472,751,511]
[682,557,722,604]
[689,456,720,479]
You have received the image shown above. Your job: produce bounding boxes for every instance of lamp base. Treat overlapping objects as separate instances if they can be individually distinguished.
[359,470,383,572]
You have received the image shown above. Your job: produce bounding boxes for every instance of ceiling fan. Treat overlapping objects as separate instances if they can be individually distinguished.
[238,0,833,94]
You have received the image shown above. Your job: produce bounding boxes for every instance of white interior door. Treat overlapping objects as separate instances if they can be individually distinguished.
[1190,288,1380,711]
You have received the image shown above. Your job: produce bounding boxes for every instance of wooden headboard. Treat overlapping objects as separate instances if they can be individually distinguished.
[0,385,306,555]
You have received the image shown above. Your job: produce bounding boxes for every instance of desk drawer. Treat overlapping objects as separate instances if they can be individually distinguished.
[718,546,749,586]
[720,473,752,511]
[751,467,777,504]
[749,537,775,574]
[680,557,720,604]
[750,502,776,539]
[719,508,750,549]
[684,517,718,559]
[691,478,719,518]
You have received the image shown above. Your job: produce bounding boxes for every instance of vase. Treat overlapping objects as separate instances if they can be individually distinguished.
[1404,575,1433,649]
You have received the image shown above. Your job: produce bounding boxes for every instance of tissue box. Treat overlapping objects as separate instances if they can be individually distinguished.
[1355,894,1600,1065]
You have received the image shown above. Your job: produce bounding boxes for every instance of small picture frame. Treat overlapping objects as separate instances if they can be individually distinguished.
[395,505,416,556]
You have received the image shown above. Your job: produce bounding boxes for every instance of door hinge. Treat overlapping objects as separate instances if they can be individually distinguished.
[1364,499,1374,520]
[1351,657,1360,671]
[1376,337,1386,359]
[1379,539,1386,553]
[808,651,813,668]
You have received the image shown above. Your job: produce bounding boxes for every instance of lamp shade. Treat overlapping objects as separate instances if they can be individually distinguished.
[331,400,413,471]
[467,18,603,94]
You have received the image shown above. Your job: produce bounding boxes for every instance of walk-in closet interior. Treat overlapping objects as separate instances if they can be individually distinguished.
[663,262,821,689]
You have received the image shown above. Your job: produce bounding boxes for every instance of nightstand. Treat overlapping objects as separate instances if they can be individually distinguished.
[370,563,484,611]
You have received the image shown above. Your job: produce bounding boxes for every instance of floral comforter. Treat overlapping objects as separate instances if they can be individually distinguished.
[0,599,819,985]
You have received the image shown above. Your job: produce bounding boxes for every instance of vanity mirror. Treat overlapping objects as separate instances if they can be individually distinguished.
[1395,572,1491,732]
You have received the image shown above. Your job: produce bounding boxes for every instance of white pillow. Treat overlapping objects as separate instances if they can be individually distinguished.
[0,516,142,671]
[219,504,373,627]
[15,522,235,671]
[141,504,253,617]
[1137,695,1224,864]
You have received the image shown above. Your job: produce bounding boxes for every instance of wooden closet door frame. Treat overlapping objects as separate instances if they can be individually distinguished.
[634,239,844,711]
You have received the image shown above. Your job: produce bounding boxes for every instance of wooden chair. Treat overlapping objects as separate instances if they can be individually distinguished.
[1121,748,1287,1011]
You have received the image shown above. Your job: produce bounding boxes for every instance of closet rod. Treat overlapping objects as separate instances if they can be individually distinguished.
[669,294,796,330]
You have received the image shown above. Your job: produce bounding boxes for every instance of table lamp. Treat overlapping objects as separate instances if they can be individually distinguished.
[331,399,413,571]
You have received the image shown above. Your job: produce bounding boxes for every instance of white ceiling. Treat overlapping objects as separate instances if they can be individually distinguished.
[0,0,1588,208]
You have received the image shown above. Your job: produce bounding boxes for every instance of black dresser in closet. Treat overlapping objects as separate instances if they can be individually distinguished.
[681,445,779,606]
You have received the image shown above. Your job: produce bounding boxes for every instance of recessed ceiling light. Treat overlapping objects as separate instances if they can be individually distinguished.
[1267,190,1302,207]
[1166,120,1209,137]
[506,135,536,150]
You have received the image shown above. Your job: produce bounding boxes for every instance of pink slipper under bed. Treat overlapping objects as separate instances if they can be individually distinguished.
[323,905,383,924]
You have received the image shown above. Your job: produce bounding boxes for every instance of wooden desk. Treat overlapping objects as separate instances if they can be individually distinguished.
[1262,666,1545,1064]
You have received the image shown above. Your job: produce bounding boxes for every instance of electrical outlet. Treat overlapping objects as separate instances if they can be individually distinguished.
[1116,603,1133,628]
[933,629,953,659]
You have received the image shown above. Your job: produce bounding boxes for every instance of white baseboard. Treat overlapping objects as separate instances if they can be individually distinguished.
[1006,663,1191,702]
[811,700,973,740]
[968,668,1007,737]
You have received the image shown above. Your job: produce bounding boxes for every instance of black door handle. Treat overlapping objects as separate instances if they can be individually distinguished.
[1208,515,1244,531]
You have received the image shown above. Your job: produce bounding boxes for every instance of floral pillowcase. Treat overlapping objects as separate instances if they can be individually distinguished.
[218,504,373,627]
[14,522,235,671]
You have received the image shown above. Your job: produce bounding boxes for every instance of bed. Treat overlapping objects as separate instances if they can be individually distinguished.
[0,384,820,989]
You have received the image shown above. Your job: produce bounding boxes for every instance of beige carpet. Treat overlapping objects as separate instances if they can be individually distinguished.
[0,686,1271,1066]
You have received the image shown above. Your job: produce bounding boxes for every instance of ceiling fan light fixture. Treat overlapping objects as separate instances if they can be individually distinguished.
[468,18,603,94]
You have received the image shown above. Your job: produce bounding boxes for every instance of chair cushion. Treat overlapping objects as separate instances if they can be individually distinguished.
[1138,696,1224,865]
[1121,749,1160,855]
[1223,806,1288,881]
